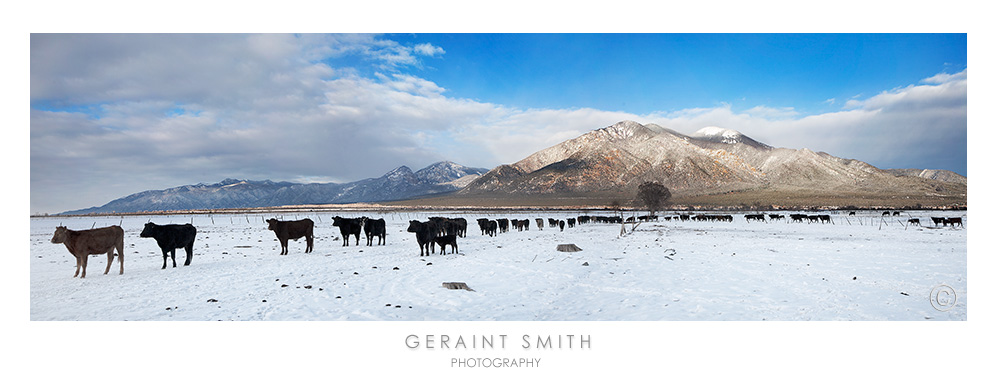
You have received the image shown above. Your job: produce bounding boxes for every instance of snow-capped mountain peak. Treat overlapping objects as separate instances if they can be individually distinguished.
[690,126,770,148]
[415,161,489,184]
[385,166,415,180]
[693,126,744,142]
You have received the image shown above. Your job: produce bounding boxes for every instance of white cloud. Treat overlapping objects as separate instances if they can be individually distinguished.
[921,69,967,85]
[743,105,800,120]
[414,43,445,56]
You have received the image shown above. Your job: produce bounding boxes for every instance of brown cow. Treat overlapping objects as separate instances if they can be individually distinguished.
[50,225,124,278]
[266,218,314,255]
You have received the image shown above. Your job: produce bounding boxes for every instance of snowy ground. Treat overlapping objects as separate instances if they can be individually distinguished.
[29,210,967,321]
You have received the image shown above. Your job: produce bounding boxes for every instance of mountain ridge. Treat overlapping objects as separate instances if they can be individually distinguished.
[458,120,966,207]
[60,121,967,214]
[61,161,488,214]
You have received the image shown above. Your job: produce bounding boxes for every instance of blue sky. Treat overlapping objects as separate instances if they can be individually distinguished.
[386,33,966,114]
[29,33,967,214]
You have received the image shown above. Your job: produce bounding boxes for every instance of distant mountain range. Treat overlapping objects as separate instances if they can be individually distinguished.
[62,161,488,214]
[882,168,967,185]
[458,120,966,206]
[62,121,967,214]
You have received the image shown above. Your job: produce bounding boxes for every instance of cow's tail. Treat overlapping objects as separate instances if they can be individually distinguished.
[115,225,125,274]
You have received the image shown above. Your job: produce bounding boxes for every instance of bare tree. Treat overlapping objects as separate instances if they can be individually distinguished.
[636,181,671,216]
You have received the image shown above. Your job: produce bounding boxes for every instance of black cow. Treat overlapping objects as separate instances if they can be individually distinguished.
[745,214,766,222]
[567,218,576,228]
[907,218,921,226]
[769,214,785,221]
[407,220,436,256]
[513,219,529,231]
[452,218,468,237]
[485,220,498,237]
[497,218,509,233]
[439,218,467,237]
[931,217,947,226]
[945,217,963,227]
[558,220,565,231]
[789,214,807,223]
[477,218,490,235]
[428,217,449,236]
[332,216,363,246]
[433,234,458,254]
[140,222,197,269]
[548,218,558,227]
[362,218,386,246]
[267,218,314,255]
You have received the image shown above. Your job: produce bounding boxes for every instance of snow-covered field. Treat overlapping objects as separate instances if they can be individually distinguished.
[29,210,967,321]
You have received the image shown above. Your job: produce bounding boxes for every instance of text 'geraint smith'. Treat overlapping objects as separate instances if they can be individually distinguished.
[405,334,591,349]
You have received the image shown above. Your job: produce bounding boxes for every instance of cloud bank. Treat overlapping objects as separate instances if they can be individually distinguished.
[30,34,966,214]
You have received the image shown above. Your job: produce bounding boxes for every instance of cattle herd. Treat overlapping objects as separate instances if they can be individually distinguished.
[48,211,964,278]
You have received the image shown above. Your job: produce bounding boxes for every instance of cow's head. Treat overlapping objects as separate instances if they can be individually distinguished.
[266,218,278,231]
[139,222,157,237]
[406,220,422,232]
[332,216,342,227]
[51,226,69,244]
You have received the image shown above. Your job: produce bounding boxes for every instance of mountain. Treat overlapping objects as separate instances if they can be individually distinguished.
[62,161,488,214]
[458,120,966,207]
[883,168,967,185]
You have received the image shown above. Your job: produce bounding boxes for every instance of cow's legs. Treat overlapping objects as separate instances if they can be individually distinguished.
[116,241,124,275]
[105,249,115,274]
[73,255,82,278]
[306,235,313,253]
[80,255,89,278]
[184,244,193,266]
